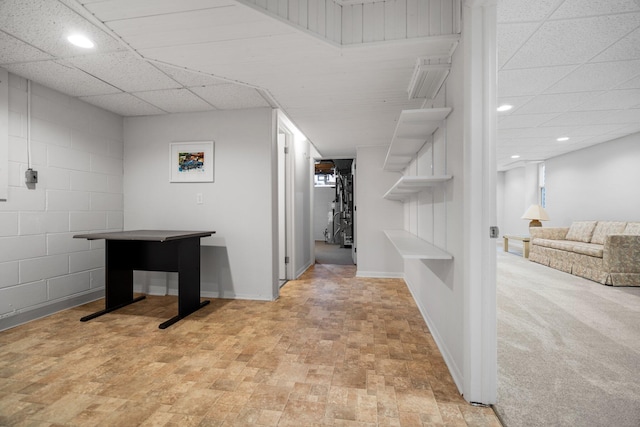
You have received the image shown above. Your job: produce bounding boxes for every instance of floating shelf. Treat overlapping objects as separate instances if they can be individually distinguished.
[383,175,452,201]
[383,108,452,172]
[384,230,452,260]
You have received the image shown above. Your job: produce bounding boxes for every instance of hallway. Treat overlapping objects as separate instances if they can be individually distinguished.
[0,264,500,426]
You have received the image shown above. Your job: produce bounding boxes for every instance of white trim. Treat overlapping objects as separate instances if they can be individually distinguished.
[462,1,497,404]
[355,271,404,279]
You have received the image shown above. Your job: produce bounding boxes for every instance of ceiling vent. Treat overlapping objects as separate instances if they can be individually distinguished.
[407,57,451,101]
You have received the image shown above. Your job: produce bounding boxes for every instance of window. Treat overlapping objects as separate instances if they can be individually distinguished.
[539,163,546,208]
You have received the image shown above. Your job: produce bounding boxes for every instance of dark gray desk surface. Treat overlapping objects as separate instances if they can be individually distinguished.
[74,230,215,242]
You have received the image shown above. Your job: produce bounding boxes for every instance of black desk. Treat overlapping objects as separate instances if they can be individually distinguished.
[74,230,215,329]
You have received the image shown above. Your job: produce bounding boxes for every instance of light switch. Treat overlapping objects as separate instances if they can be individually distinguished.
[196,193,203,204]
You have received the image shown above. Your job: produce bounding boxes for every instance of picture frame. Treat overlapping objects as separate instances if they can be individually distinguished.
[169,141,214,183]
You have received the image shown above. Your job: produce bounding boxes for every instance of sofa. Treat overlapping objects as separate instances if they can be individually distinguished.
[529,221,640,286]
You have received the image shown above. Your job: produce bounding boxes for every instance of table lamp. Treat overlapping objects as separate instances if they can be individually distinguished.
[521,204,549,227]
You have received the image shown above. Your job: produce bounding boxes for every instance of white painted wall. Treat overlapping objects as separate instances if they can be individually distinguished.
[123,108,278,301]
[401,35,466,393]
[499,132,640,232]
[292,137,314,277]
[354,145,403,277]
[546,133,640,225]
[0,73,124,330]
[314,186,334,241]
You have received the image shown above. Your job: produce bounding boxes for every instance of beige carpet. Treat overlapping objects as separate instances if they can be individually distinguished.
[495,248,640,426]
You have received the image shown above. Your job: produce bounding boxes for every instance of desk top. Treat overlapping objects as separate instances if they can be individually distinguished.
[74,230,215,242]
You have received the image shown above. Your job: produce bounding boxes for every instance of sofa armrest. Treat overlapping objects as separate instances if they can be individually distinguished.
[604,234,640,273]
[530,227,569,241]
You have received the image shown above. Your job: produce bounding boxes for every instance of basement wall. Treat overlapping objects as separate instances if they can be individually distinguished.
[498,132,640,235]
[123,108,279,301]
[0,72,124,330]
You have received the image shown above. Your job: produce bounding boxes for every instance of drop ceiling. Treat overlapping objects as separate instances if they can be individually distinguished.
[1,0,639,170]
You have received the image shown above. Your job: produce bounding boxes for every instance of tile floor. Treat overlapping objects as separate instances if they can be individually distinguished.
[0,264,501,426]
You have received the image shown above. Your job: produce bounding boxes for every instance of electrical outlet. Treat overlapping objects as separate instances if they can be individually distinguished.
[25,168,38,184]
[196,193,203,204]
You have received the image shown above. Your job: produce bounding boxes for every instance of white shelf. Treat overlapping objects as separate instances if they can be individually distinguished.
[383,107,452,172]
[384,230,452,260]
[383,175,452,200]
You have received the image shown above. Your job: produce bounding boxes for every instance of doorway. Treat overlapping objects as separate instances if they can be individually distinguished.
[313,158,355,266]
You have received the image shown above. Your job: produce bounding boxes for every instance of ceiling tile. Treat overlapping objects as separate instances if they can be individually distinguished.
[601,107,640,124]
[0,0,125,58]
[496,95,535,115]
[504,14,640,69]
[498,0,563,23]
[498,65,576,96]
[616,74,640,89]
[0,32,53,64]
[545,59,640,93]
[133,88,214,113]
[83,0,235,22]
[190,84,270,110]
[542,110,618,127]
[151,62,229,87]
[497,23,539,69]
[550,0,640,19]
[512,92,602,115]
[79,93,165,116]
[497,113,559,129]
[2,60,121,97]
[573,89,640,111]
[68,51,182,92]
[593,26,640,62]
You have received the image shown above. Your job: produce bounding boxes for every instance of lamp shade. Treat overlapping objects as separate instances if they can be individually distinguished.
[521,204,549,227]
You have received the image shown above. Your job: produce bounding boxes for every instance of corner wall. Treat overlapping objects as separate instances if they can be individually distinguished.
[123,108,278,301]
[499,132,640,231]
[354,145,403,278]
[0,73,124,330]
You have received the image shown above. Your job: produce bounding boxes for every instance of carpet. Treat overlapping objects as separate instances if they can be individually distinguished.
[315,240,354,265]
[495,249,640,426]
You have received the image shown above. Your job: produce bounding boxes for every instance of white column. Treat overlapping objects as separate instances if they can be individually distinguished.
[462,0,497,404]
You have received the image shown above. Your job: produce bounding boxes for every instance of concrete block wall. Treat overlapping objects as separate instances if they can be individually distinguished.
[0,73,123,330]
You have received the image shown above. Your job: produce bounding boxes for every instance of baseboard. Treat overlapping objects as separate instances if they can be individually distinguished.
[356,271,404,278]
[295,260,314,279]
[403,274,464,395]
[0,289,104,332]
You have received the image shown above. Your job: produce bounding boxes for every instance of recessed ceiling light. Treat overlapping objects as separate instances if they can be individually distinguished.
[67,34,94,49]
[557,137,570,142]
[497,104,513,112]
[511,155,520,159]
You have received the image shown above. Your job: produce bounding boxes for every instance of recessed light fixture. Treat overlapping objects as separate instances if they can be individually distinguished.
[556,137,570,142]
[511,154,520,159]
[497,104,513,112]
[67,34,94,49]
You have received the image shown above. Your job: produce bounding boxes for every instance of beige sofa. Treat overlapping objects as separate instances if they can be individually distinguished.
[529,221,640,286]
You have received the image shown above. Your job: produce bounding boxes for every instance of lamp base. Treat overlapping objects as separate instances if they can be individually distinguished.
[529,220,542,227]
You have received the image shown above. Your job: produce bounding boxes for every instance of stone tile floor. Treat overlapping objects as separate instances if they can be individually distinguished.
[0,264,501,426]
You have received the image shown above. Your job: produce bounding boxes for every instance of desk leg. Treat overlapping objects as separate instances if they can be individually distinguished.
[80,240,146,322]
[158,237,209,329]
[523,241,530,258]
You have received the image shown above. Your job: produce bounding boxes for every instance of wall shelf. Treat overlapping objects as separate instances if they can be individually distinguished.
[383,175,452,201]
[384,230,452,260]
[383,107,452,172]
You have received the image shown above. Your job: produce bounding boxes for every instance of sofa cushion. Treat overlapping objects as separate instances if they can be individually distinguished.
[591,221,627,244]
[532,238,557,248]
[548,240,577,251]
[572,242,604,258]
[565,221,597,243]
[623,222,640,235]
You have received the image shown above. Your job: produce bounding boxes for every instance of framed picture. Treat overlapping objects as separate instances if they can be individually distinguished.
[169,141,214,183]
